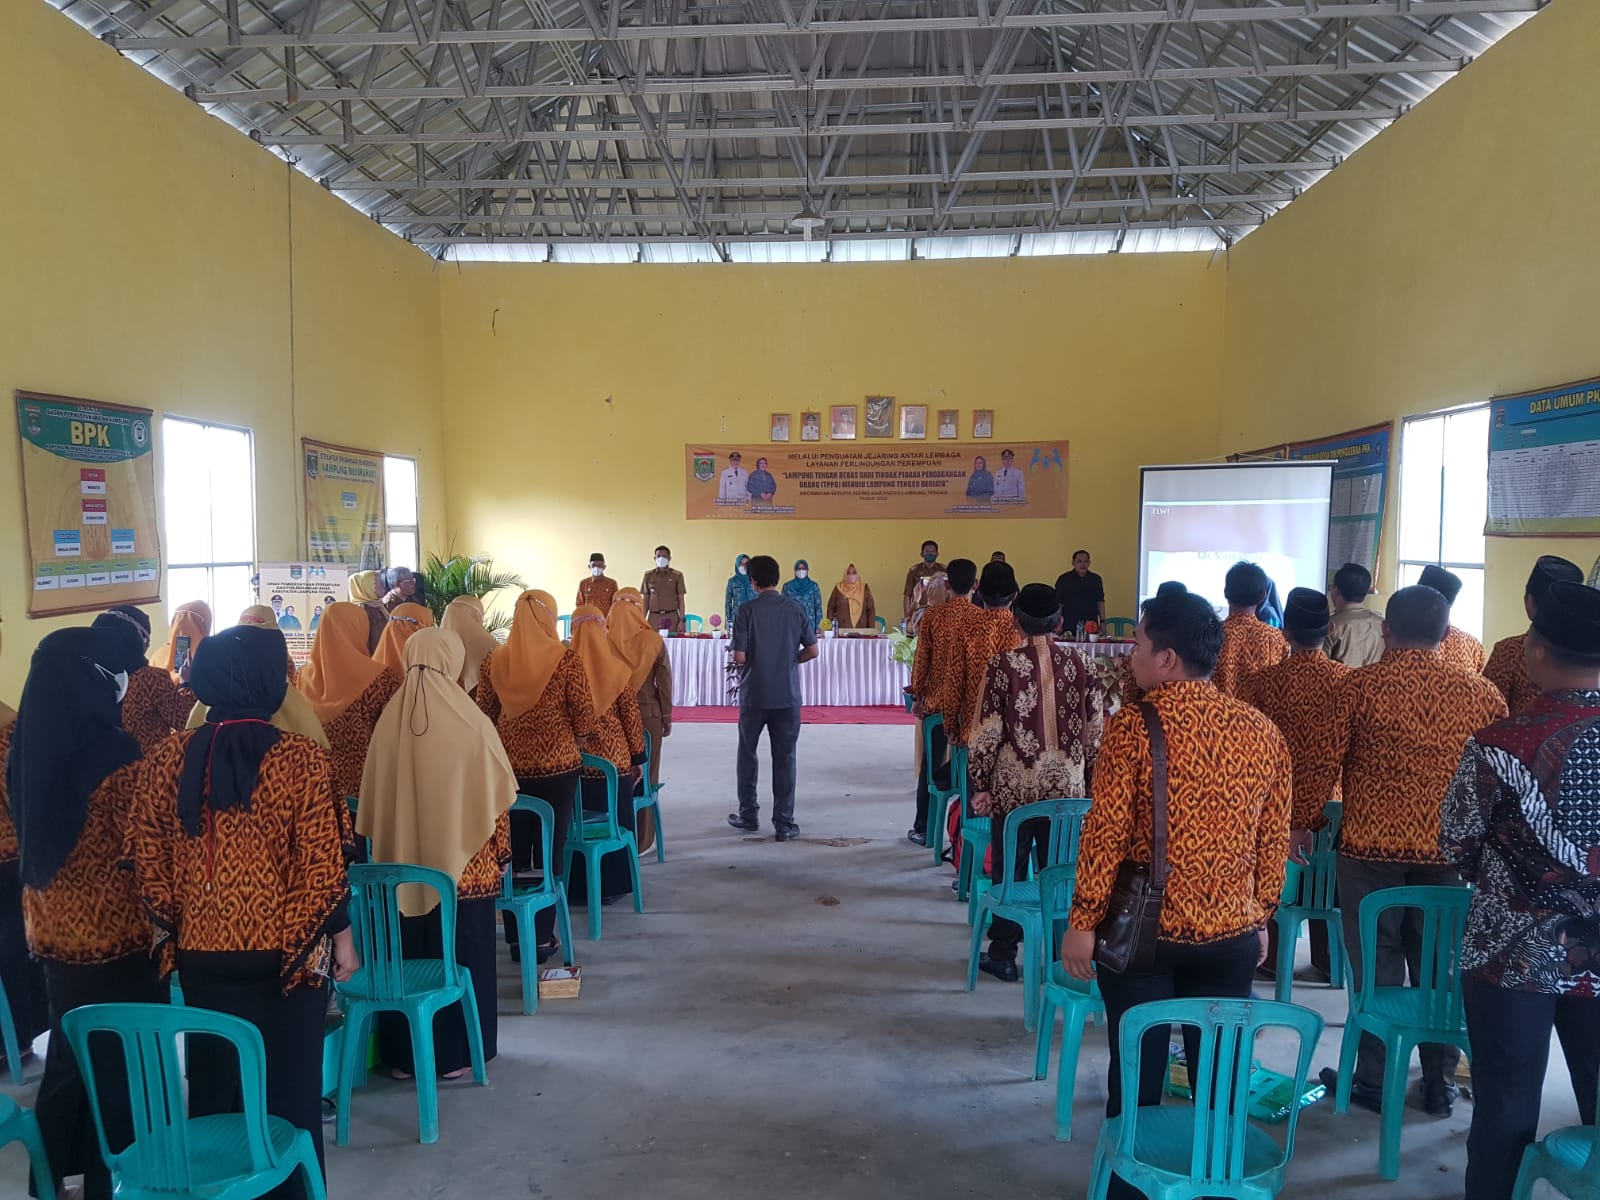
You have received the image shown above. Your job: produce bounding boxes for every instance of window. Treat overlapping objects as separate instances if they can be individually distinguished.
[161,417,256,622]
[383,455,419,570]
[1396,404,1491,638]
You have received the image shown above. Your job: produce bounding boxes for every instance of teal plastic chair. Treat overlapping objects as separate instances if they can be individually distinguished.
[1272,802,1346,1002]
[0,970,31,1084]
[635,729,668,863]
[874,616,888,632]
[496,795,575,1014]
[1088,997,1323,1200]
[1101,617,1136,637]
[0,1096,54,1200]
[60,1002,324,1200]
[683,614,704,633]
[948,746,988,915]
[336,863,487,1147]
[1510,1073,1600,1200]
[568,755,644,940]
[919,714,960,865]
[966,798,1091,1031]
[1032,862,1105,1140]
[1333,885,1472,1180]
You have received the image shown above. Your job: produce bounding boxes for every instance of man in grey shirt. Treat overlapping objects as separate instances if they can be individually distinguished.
[727,555,819,841]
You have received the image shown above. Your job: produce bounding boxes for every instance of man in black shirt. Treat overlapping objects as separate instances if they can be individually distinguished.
[1054,549,1106,628]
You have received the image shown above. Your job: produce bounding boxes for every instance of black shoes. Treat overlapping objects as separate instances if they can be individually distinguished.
[978,955,1019,983]
[1423,1081,1458,1118]
[775,827,800,842]
[1321,1068,1382,1114]
[907,828,927,846]
[727,814,759,832]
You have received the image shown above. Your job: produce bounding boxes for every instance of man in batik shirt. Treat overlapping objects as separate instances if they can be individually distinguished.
[1483,555,1584,717]
[1420,563,1487,674]
[1442,579,1600,1200]
[968,584,1104,982]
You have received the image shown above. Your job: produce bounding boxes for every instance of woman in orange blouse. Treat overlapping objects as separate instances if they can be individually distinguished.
[296,602,403,800]
[476,590,595,961]
[609,589,672,850]
[8,623,166,1200]
[360,629,516,1079]
[96,605,195,757]
[373,601,435,678]
[127,625,356,1197]
[569,605,646,902]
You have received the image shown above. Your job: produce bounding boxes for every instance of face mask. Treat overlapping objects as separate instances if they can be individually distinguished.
[656,557,670,569]
[737,564,748,576]
[923,552,938,564]
[846,574,859,584]
[96,664,130,703]
[796,569,808,580]
[591,565,605,577]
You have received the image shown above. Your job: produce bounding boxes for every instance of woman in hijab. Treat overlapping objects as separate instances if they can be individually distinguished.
[724,553,756,627]
[347,571,389,653]
[98,605,194,757]
[360,629,515,1080]
[475,591,595,962]
[441,595,498,695]
[296,602,403,800]
[186,608,327,749]
[8,623,166,1200]
[782,560,824,632]
[0,670,48,1079]
[568,606,646,903]
[374,601,435,678]
[827,565,878,630]
[127,626,356,1199]
[608,590,671,845]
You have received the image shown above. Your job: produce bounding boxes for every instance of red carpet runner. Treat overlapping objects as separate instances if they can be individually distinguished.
[673,705,914,726]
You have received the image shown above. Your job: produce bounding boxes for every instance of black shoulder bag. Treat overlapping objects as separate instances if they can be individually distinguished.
[1093,701,1171,974]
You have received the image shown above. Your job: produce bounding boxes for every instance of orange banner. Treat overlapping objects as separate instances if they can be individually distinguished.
[685,441,1069,521]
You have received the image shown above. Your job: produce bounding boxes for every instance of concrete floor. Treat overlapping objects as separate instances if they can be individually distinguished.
[2,721,1587,1198]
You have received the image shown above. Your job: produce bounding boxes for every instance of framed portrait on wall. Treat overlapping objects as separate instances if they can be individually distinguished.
[972,409,994,439]
[864,395,895,438]
[899,405,927,439]
[937,409,958,439]
[770,413,790,442]
[800,411,822,442]
[830,405,857,440]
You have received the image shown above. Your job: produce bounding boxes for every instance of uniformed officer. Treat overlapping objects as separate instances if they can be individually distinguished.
[641,545,687,633]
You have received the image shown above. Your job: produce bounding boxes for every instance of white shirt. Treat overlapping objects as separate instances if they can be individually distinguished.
[719,466,749,502]
[994,466,1026,500]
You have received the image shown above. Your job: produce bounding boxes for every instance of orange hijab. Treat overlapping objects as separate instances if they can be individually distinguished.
[489,590,567,720]
[374,602,435,678]
[296,601,386,723]
[441,595,499,692]
[155,601,212,683]
[608,589,661,692]
[570,604,631,716]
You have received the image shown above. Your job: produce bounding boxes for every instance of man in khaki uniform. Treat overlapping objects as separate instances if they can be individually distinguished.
[1326,561,1385,669]
[642,545,687,633]
[903,539,946,624]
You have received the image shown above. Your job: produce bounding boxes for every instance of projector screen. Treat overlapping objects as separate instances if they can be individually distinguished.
[1138,463,1335,611]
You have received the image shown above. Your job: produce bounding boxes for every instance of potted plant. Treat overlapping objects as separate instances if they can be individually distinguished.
[420,551,525,634]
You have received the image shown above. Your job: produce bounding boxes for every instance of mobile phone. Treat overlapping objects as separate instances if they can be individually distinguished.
[173,634,191,672]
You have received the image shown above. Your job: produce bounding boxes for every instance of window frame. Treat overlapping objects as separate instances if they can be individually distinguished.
[382,453,420,570]
[1395,402,1490,638]
[160,414,257,621]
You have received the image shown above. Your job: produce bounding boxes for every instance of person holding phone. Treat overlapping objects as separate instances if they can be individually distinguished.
[97,605,196,758]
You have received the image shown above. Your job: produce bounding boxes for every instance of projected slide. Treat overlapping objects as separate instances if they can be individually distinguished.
[1138,463,1335,610]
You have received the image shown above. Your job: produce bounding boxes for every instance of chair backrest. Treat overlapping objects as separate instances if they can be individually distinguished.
[502,795,556,899]
[641,730,660,801]
[1114,997,1323,1187]
[1355,886,1470,1030]
[60,1002,279,1191]
[874,616,887,632]
[1281,804,1343,911]
[1038,862,1098,996]
[1103,617,1136,637]
[920,713,945,783]
[683,614,704,632]
[578,753,624,840]
[996,798,1091,886]
[347,863,462,1002]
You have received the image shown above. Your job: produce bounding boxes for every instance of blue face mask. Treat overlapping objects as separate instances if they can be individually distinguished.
[923,552,938,564]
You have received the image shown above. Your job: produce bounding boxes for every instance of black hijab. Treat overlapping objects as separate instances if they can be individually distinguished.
[9,624,147,889]
[177,626,287,836]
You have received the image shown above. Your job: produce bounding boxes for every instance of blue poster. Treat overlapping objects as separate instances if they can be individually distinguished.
[1288,425,1392,578]
[1487,379,1600,535]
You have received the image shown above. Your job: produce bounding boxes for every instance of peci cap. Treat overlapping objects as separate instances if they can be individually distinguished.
[1532,581,1600,657]
[1015,583,1061,621]
[1283,587,1331,640]
[1527,555,1583,608]
[589,553,606,564]
[1417,564,1463,606]
[977,561,1018,601]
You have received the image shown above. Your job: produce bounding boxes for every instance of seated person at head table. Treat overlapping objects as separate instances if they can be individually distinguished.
[828,565,879,631]
[747,458,778,503]
[966,456,995,501]
[381,566,419,612]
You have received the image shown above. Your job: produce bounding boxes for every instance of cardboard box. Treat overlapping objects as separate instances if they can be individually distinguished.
[537,965,582,999]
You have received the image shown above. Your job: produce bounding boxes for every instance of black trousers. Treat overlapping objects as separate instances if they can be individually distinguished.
[1337,857,1464,1089]
[505,769,579,947]
[179,951,326,1200]
[34,954,168,1200]
[984,816,1049,962]
[0,861,48,1059]
[565,773,640,900]
[1463,978,1600,1200]
[736,705,801,832]
[380,897,498,1075]
[1095,931,1261,1200]
[912,718,950,834]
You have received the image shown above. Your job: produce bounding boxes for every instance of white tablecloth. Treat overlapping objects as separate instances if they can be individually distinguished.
[665,636,911,707]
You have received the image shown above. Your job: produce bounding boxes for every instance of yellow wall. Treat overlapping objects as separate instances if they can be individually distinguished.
[0,0,444,701]
[1219,0,1599,644]
[438,256,1225,624]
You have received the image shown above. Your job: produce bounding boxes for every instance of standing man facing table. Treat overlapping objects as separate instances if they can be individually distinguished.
[1054,549,1105,631]
[1483,555,1584,717]
[1326,562,1386,669]
[1442,580,1600,1200]
[903,540,946,625]
[642,545,687,634]
[727,556,818,842]
[1420,564,1487,674]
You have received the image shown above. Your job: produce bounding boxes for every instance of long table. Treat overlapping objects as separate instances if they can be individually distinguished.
[664,636,1131,708]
